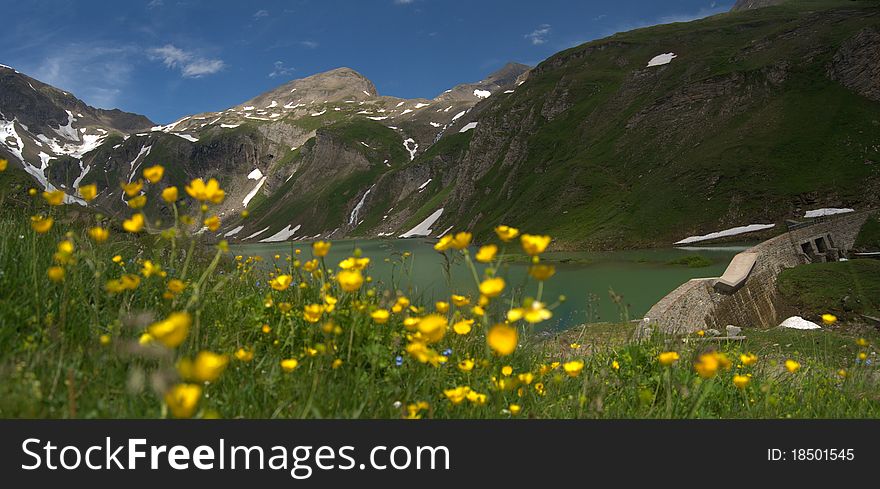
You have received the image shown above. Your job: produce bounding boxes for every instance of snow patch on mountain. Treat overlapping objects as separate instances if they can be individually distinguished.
[473,89,491,99]
[647,53,677,67]
[400,208,443,238]
[403,138,418,161]
[674,223,775,245]
[260,224,301,243]
[242,176,267,207]
[803,208,854,218]
[459,122,478,133]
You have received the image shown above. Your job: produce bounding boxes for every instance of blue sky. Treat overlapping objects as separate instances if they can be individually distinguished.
[1,0,732,124]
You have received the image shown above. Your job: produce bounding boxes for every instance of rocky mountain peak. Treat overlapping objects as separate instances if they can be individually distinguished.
[240,66,378,109]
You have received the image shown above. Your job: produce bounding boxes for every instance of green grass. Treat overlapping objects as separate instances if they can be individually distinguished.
[777,260,880,318]
[0,196,878,419]
[393,1,880,249]
[854,217,880,252]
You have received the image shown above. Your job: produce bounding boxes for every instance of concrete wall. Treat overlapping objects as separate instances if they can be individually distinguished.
[636,210,877,338]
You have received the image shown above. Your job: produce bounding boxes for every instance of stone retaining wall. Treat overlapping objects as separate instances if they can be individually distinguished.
[636,210,877,338]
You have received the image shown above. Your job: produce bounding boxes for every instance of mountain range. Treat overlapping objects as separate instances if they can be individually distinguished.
[2,0,879,249]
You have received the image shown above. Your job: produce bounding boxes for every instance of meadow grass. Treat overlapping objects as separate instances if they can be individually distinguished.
[0,176,878,419]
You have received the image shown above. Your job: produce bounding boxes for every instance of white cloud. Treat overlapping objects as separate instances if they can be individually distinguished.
[394,0,415,4]
[525,24,551,45]
[28,44,136,109]
[299,40,319,49]
[148,44,225,78]
[268,61,295,78]
[146,0,164,9]
[253,9,269,19]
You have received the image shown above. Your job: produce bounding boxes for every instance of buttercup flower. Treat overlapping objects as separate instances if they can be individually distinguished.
[694,352,721,378]
[417,314,448,344]
[733,375,750,389]
[43,190,65,206]
[494,225,519,242]
[127,194,147,209]
[821,314,837,325]
[204,215,221,232]
[123,213,145,233]
[479,277,505,298]
[269,274,293,291]
[451,294,470,307]
[658,351,680,366]
[191,351,229,382]
[435,301,450,314]
[740,352,758,366]
[122,180,143,197]
[521,234,551,255]
[785,359,801,373]
[303,304,324,323]
[458,359,475,372]
[185,178,225,204]
[30,215,53,234]
[88,226,110,243]
[234,348,255,362]
[0,158,6,171]
[167,279,186,295]
[452,319,473,335]
[161,186,179,203]
[371,309,390,324]
[280,358,299,372]
[313,241,331,257]
[337,269,364,292]
[147,312,192,348]
[563,360,585,377]
[487,324,518,356]
[47,266,65,283]
[143,165,164,184]
[165,384,202,418]
[475,244,497,263]
[79,183,98,201]
[450,232,471,250]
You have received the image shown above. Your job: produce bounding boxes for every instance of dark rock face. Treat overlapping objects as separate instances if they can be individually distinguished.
[828,27,880,103]
[730,0,786,12]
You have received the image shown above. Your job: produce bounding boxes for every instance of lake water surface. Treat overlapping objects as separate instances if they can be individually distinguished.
[232,239,751,331]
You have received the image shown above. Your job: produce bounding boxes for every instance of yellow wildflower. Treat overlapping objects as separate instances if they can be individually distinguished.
[303,304,324,323]
[164,384,202,418]
[417,314,447,344]
[269,274,293,291]
[185,178,225,204]
[658,351,680,366]
[508,404,522,415]
[30,215,53,233]
[143,164,164,183]
[479,277,505,298]
[458,359,475,372]
[191,351,229,382]
[520,234,551,255]
[494,225,519,242]
[123,213,145,233]
[694,352,721,378]
[740,352,758,366]
[733,375,750,389]
[167,279,186,294]
[122,180,143,197]
[337,269,364,292]
[371,309,390,324]
[451,294,470,307]
[79,183,98,201]
[43,190,65,206]
[147,312,191,348]
[435,301,450,314]
[450,232,471,250]
[280,358,299,372]
[487,324,518,356]
[141,260,163,278]
[821,313,837,325]
[88,226,110,243]
[475,244,497,263]
[234,348,255,362]
[204,215,221,232]
[785,359,800,373]
[563,360,585,377]
[127,194,147,209]
[312,240,331,257]
[47,266,65,283]
[161,186,178,203]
